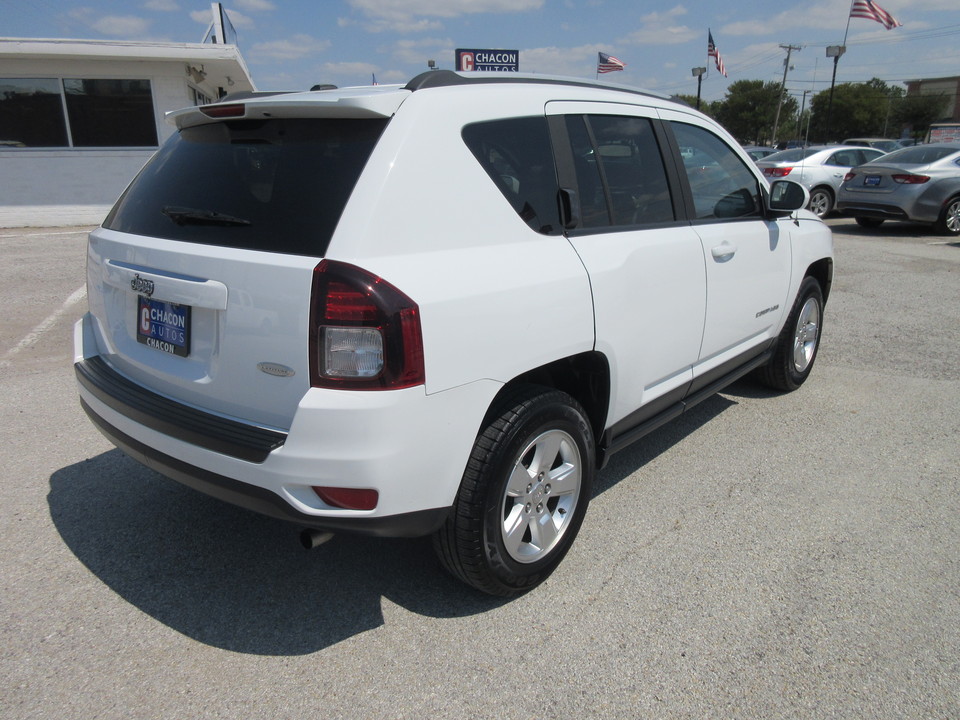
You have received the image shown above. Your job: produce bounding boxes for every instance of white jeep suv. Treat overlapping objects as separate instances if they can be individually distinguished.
[75,71,833,596]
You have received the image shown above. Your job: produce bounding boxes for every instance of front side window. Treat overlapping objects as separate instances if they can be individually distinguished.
[671,122,761,220]
[462,117,561,234]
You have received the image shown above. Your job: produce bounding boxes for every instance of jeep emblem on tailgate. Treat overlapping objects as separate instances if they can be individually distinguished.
[131,273,155,297]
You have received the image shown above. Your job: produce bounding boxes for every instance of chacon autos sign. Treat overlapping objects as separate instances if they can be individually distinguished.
[455,49,519,72]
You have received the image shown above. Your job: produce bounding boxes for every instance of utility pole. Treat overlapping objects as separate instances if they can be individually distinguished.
[771,44,801,145]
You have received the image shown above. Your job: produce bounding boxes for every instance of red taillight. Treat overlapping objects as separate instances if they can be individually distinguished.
[844,172,857,182]
[892,174,930,184]
[763,167,793,177]
[312,486,379,511]
[309,260,425,390]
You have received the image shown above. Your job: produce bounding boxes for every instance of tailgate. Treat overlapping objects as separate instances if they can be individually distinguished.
[86,228,317,429]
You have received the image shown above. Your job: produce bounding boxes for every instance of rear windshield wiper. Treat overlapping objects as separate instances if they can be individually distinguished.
[162,206,251,227]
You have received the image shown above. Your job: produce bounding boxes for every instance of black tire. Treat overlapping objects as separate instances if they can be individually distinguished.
[855,216,884,229]
[934,196,960,236]
[755,276,824,392]
[807,187,833,219]
[433,385,595,597]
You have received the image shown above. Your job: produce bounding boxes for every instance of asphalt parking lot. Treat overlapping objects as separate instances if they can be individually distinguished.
[1,218,958,719]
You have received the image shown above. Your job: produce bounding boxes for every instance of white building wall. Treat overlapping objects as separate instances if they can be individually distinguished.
[0,52,244,227]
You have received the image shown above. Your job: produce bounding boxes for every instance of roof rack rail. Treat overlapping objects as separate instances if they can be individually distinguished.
[403,69,669,100]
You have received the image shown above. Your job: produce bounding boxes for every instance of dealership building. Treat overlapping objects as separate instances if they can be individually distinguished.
[0,35,254,227]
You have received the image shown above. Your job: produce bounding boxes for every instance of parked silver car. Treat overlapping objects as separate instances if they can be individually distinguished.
[837,143,960,236]
[842,137,904,153]
[757,145,887,218]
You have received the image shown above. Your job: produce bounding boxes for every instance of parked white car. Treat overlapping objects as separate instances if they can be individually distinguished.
[75,71,834,596]
[757,145,887,218]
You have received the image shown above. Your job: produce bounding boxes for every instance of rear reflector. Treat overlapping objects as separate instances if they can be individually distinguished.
[313,487,379,511]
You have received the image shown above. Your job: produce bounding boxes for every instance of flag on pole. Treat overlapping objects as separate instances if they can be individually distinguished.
[597,52,626,74]
[707,30,727,77]
[849,0,902,30]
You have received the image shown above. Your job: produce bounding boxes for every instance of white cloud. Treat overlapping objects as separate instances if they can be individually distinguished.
[91,15,152,37]
[223,9,254,28]
[349,0,542,19]
[251,34,331,61]
[235,0,276,12]
[622,25,699,46]
[519,45,603,78]
[143,0,179,11]
[191,7,254,29]
[348,0,542,32]
[389,37,456,65]
[640,5,688,22]
[619,5,698,47]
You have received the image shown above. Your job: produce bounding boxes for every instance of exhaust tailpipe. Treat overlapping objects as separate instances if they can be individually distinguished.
[300,529,334,549]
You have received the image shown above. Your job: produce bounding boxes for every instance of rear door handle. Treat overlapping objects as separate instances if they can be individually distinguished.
[711,243,737,261]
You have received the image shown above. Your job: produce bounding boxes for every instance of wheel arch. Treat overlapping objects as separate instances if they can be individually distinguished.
[485,351,610,460]
[804,257,833,306]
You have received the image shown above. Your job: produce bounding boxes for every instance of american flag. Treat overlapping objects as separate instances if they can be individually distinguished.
[849,0,902,30]
[597,52,626,74]
[708,30,727,77]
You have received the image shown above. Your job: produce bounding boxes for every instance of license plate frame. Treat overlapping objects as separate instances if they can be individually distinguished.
[137,296,191,357]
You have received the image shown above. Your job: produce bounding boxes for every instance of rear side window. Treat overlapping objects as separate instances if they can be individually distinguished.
[104,118,388,256]
[462,117,561,234]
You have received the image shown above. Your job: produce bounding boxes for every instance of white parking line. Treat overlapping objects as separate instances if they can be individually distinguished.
[0,229,91,238]
[0,286,87,367]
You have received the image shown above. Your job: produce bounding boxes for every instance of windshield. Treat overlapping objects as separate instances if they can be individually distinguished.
[104,118,388,256]
[765,148,819,163]
[874,146,959,165]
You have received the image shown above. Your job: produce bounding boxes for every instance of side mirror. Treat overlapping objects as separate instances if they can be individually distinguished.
[767,180,809,214]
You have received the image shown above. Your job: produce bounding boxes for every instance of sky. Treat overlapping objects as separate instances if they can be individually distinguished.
[2,0,958,104]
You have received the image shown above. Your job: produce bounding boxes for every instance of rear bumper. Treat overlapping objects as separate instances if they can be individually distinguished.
[836,201,910,221]
[80,397,449,537]
[74,313,501,538]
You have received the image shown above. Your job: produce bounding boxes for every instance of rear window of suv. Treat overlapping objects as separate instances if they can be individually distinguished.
[104,118,388,257]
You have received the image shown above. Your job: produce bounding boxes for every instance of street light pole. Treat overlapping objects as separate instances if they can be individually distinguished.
[825,45,846,141]
[691,67,706,110]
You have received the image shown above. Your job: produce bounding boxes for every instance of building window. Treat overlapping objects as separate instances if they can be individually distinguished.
[0,78,69,147]
[0,77,157,148]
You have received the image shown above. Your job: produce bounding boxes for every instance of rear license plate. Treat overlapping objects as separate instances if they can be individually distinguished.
[864,175,881,186]
[137,296,191,357]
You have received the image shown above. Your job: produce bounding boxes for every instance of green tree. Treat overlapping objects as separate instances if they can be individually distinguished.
[713,80,797,145]
[673,93,717,118]
[808,78,905,142]
[892,93,949,141]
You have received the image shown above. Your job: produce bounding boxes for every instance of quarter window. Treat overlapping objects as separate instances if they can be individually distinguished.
[462,117,561,234]
[671,122,761,220]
